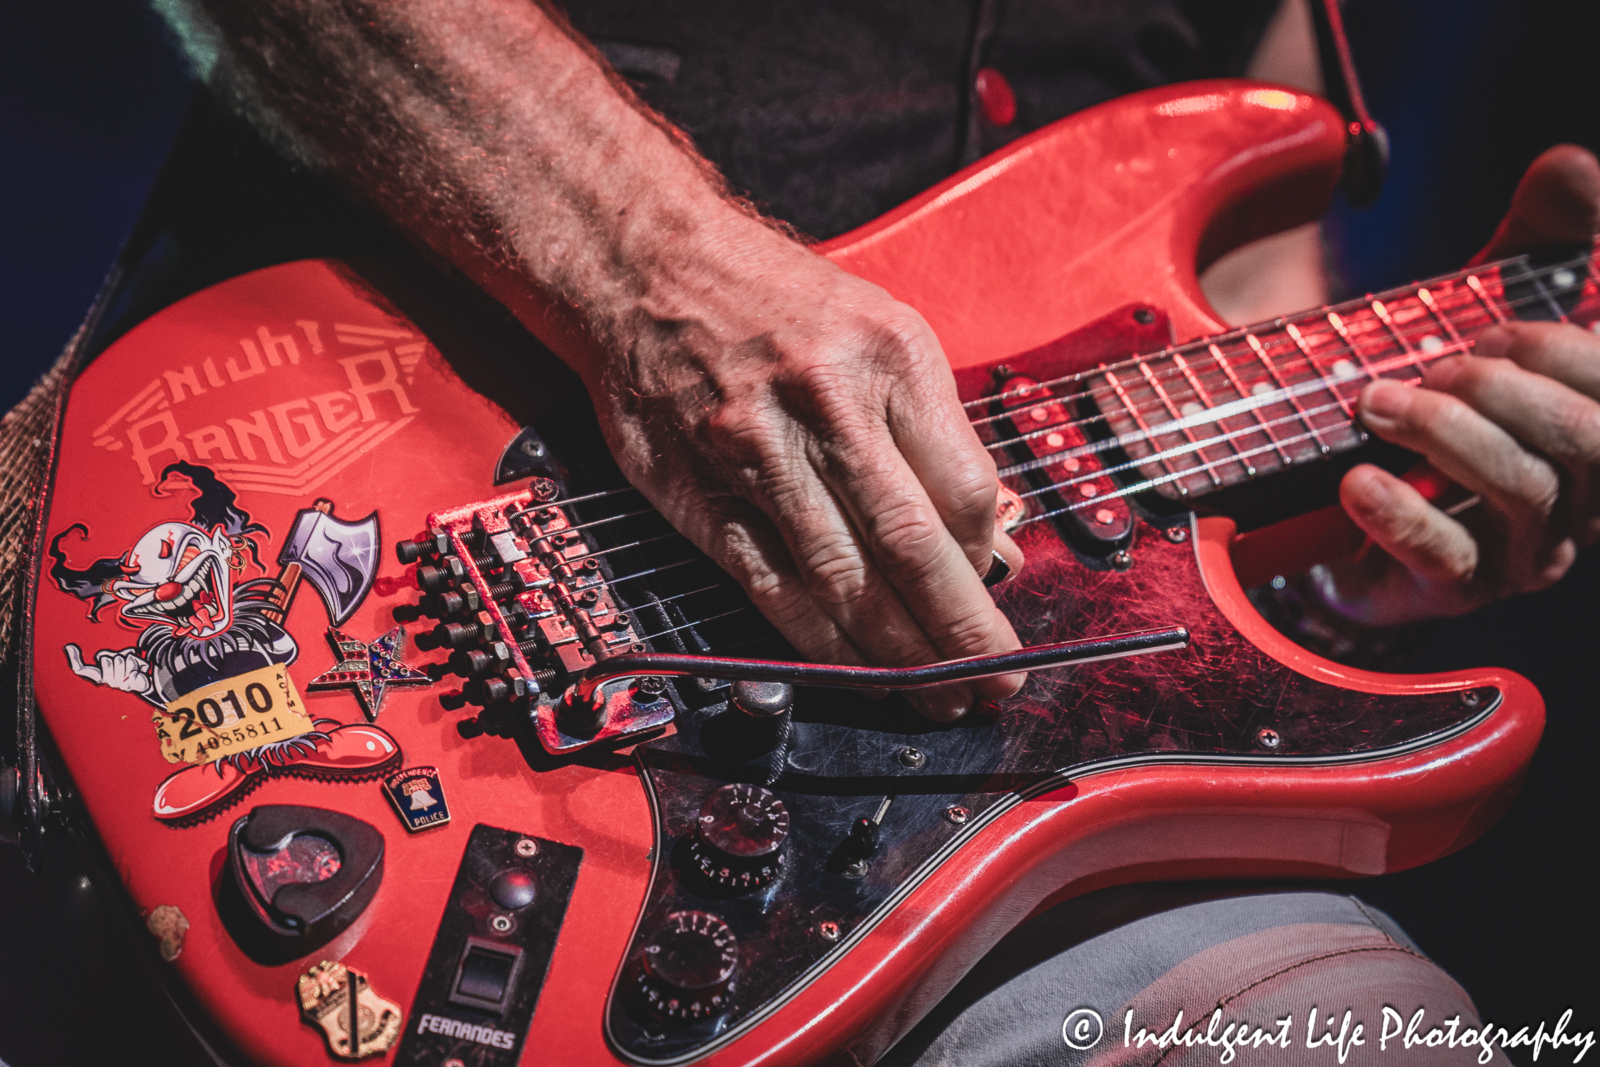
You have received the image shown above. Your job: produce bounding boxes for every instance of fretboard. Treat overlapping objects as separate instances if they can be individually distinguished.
[997,240,1600,513]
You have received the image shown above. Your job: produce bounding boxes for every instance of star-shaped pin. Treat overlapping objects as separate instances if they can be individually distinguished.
[307,626,431,720]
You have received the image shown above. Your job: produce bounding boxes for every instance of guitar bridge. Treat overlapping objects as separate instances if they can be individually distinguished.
[397,478,675,753]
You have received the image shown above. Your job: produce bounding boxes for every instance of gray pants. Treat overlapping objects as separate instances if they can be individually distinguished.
[885,887,1509,1066]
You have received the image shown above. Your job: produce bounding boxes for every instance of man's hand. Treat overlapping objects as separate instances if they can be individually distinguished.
[594,219,1024,720]
[1328,145,1600,623]
[156,0,1023,718]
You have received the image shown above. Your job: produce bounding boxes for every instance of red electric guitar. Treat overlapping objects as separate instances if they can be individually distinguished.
[24,81,1587,1065]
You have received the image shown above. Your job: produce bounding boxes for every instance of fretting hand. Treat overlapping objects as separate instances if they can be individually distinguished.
[1329,146,1600,623]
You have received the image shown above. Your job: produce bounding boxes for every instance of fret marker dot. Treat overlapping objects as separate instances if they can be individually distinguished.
[1553,269,1577,289]
[1332,359,1359,380]
[1094,508,1116,526]
[1029,406,1050,422]
[1046,432,1065,448]
[1063,457,1081,472]
[1180,401,1205,418]
[1420,335,1445,354]
[1250,382,1272,397]
[1080,483,1098,498]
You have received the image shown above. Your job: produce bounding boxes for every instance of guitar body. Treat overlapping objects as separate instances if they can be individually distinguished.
[30,81,1546,1067]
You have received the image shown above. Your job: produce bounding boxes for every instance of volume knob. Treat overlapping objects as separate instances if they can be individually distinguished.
[689,783,789,891]
[633,911,738,1024]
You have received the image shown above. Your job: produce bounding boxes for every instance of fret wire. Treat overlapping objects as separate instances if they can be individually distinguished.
[1415,287,1466,345]
[1284,322,1357,419]
[1366,298,1430,378]
[1323,309,1387,380]
[1209,343,1294,464]
[1139,360,1221,487]
[1247,332,1330,453]
[1101,363,1188,494]
[1172,351,1256,476]
[1465,274,1509,324]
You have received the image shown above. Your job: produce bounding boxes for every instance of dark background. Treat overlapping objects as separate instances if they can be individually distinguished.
[2,1,1596,1065]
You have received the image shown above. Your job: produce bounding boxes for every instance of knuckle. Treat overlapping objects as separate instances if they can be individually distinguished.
[868,500,946,584]
[798,538,871,607]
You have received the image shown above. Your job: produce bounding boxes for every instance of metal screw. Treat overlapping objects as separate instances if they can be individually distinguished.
[1163,526,1189,544]
[1110,551,1134,571]
[695,677,723,691]
[897,747,926,769]
[843,859,869,878]
[515,838,539,858]
[529,478,559,502]
[1256,728,1281,749]
[817,921,841,942]
[1460,690,1482,709]
[490,914,513,934]
[945,805,970,826]
[637,676,667,697]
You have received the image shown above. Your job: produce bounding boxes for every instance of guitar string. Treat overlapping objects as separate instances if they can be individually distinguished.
[963,267,1590,440]
[990,337,1462,487]
[966,272,1590,451]
[958,249,1594,417]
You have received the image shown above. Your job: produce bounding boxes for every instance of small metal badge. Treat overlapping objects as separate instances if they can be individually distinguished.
[297,959,402,1060]
[308,625,432,720]
[382,766,450,832]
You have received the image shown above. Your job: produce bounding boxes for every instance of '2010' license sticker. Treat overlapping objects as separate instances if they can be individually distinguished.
[156,663,315,765]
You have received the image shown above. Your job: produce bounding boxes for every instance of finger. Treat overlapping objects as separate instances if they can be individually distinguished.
[1359,378,1560,522]
[1340,464,1480,589]
[755,459,998,720]
[809,426,1024,702]
[64,644,100,682]
[1471,144,1600,265]
[688,493,866,667]
[884,346,1002,577]
[1423,350,1600,470]
[1473,321,1600,400]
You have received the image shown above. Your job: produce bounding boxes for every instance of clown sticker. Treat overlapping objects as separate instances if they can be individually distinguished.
[48,461,403,824]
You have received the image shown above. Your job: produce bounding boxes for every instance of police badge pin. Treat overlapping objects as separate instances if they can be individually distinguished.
[296,959,401,1060]
[382,766,450,832]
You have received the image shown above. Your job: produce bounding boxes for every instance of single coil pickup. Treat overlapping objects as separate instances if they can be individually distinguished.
[991,375,1132,556]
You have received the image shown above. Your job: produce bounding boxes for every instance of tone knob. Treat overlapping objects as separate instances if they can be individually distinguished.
[633,911,738,1024]
[688,783,789,891]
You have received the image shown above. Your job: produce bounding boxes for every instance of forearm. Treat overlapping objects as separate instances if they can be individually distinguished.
[154,0,752,379]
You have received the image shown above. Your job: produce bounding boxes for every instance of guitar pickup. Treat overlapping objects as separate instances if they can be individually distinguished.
[993,374,1133,558]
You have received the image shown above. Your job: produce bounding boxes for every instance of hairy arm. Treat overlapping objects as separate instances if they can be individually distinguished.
[154,0,1022,718]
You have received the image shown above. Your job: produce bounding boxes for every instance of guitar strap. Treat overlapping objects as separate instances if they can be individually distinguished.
[1309,0,1390,207]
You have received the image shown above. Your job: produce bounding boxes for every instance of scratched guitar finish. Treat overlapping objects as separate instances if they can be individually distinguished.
[33,82,1566,1066]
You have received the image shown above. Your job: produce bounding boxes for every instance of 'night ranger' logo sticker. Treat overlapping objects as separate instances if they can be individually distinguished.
[382,766,450,832]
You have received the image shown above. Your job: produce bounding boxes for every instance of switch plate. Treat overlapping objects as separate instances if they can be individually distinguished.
[396,825,582,1066]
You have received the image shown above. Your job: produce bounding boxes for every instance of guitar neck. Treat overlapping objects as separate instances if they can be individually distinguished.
[1008,240,1600,513]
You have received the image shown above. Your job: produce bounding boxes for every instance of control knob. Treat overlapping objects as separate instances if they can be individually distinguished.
[688,783,789,891]
[632,911,738,1024]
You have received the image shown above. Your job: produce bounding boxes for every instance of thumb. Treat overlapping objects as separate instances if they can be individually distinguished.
[64,644,100,683]
[1471,145,1600,265]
